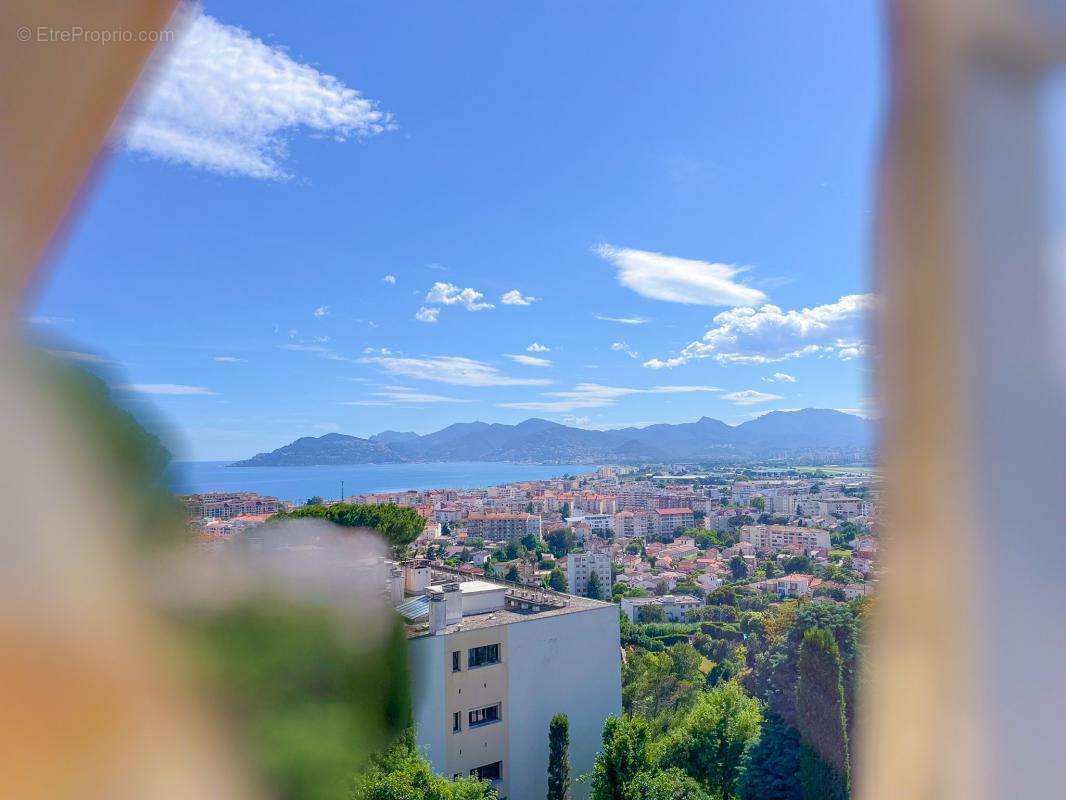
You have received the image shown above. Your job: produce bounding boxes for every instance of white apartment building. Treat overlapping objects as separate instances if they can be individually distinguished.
[740,524,831,551]
[611,510,656,539]
[565,513,614,535]
[656,507,695,536]
[401,574,621,800]
[566,551,612,597]
[464,513,542,542]
[620,594,702,623]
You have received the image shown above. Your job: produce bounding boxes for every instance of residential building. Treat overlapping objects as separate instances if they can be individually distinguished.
[401,573,621,800]
[464,513,542,542]
[740,524,831,552]
[620,594,702,623]
[567,551,612,597]
[655,507,695,536]
[181,491,284,520]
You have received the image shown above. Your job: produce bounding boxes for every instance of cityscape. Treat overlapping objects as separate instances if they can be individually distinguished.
[184,457,876,799]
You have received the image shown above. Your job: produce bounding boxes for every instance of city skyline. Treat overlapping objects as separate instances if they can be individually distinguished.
[24,2,884,460]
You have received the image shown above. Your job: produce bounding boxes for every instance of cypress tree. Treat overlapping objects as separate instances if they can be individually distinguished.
[795,627,849,800]
[548,712,571,800]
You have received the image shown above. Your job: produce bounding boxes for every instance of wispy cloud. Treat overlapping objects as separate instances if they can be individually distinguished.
[594,314,650,325]
[500,289,538,306]
[594,244,766,307]
[505,354,552,367]
[124,11,393,179]
[499,382,719,412]
[342,387,471,405]
[763,372,796,383]
[382,274,397,284]
[644,294,874,369]
[414,306,439,323]
[313,306,330,318]
[422,282,493,316]
[610,341,639,359]
[527,342,550,353]
[27,315,74,326]
[722,389,782,405]
[213,356,245,363]
[47,349,109,364]
[363,355,552,387]
[116,383,216,396]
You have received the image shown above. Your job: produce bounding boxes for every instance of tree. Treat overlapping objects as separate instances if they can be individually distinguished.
[795,628,849,800]
[750,497,766,512]
[306,495,325,506]
[561,502,571,519]
[625,768,714,800]
[520,532,540,551]
[547,528,575,558]
[781,554,813,574]
[547,713,571,800]
[527,502,536,514]
[622,644,704,724]
[588,715,654,800]
[273,502,426,555]
[729,556,748,580]
[763,558,780,579]
[657,681,763,799]
[505,565,520,583]
[726,514,755,530]
[352,734,495,800]
[586,570,602,600]
[548,567,567,592]
[736,712,803,800]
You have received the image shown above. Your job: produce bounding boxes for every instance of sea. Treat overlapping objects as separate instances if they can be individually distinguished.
[165,461,597,503]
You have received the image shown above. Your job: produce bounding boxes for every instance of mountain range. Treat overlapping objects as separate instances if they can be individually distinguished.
[230,409,876,466]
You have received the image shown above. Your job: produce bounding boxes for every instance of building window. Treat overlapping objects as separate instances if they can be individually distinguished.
[468,703,501,728]
[468,643,500,668]
[470,761,502,781]
[452,650,461,672]
[453,711,461,732]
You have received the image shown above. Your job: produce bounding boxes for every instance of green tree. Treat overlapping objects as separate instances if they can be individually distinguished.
[657,681,763,799]
[561,502,572,519]
[586,570,602,600]
[729,556,748,580]
[588,715,654,800]
[736,712,802,800]
[547,528,576,558]
[625,768,714,800]
[274,502,426,555]
[548,567,567,592]
[622,644,704,724]
[547,713,571,800]
[750,497,766,512]
[352,733,495,800]
[763,558,780,579]
[527,501,536,514]
[795,628,849,800]
[306,495,325,506]
[505,565,520,583]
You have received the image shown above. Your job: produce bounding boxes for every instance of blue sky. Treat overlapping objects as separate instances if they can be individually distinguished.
[25,2,884,461]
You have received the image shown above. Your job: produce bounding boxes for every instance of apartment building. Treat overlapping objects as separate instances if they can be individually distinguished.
[611,510,656,539]
[655,507,695,536]
[566,551,612,597]
[620,594,702,623]
[401,573,621,800]
[464,512,542,542]
[181,491,284,520]
[740,524,831,551]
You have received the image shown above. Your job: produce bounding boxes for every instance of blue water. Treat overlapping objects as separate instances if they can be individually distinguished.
[166,461,597,503]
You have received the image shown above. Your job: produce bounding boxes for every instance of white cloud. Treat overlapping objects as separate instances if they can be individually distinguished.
[505,354,552,367]
[313,306,330,318]
[763,372,796,383]
[424,282,493,312]
[382,274,397,284]
[116,383,216,396]
[610,341,639,359]
[27,315,73,325]
[363,355,552,387]
[595,244,766,307]
[643,294,874,368]
[47,350,108,364]
[501,289,538,306]
[342,387,471,405]
[594,314,650,325]
[722,389,782,405]
[213,356,245,363]
[527,342,550,352]
[498,382,719,412]
[414,306,439,323]
[124,11,393,179]
[562,415,592,426]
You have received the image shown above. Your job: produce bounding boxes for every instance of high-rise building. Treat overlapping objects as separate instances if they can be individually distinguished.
[566,551,612,597]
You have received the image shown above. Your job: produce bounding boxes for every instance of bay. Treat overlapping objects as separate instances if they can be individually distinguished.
[166,461,597,503]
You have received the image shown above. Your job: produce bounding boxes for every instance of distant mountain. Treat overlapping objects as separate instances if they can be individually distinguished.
[230,409,876,467]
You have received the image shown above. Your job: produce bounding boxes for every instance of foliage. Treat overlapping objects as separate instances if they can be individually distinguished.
[624,768,715,800]
[781,555,813,575]
[274,502,426,555]
[622,644,705,725]
[699,621,743,642]
[636,605,667,624]
[795,628,849,800]
[505,565,520,583]
[547,713,571,800]
[656,681,763,799]
[181,600,412,800]
[587,715,654,800]
[548,567,567,592]
[351,733,495,800]
[750,497,766,512]
[587,570,603,600]
[726,514,755,530]
[736,712,802,800]
[729,556,748,580]
[547,528,576,558]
